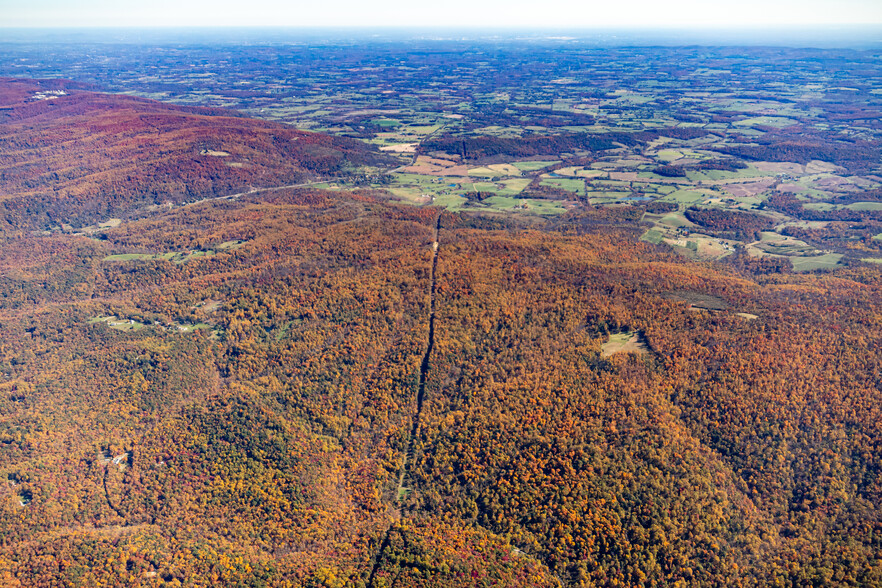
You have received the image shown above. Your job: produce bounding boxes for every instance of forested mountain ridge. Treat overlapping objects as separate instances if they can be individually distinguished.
[1,80,882,586]
[0,78,388,232]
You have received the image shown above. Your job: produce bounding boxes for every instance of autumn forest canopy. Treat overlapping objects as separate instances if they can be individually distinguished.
[1,37,882,587]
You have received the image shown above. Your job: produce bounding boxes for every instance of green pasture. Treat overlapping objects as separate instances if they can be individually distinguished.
[803,203,837,211]
[468,163,522,177]
[588,191,632,201]
[659,189,713,205]
[685,165,769,182]
[433,193,467,211]
[481,196,566,215]
[512,160,560,171]
[390,173,454,194]
[589,180,634,188]
[540,177,585,193]
[846,202,882,211]
[640,229,665,245]
[468,178,531,196]
[371,118,402,128]
[658,212,695,228]
[789,253,843,272]
[654,149,683,162]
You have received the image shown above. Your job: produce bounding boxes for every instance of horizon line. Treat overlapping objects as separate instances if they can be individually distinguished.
[3,24,882,29]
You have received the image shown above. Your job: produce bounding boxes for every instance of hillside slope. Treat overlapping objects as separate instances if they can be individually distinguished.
[0,78,387,230]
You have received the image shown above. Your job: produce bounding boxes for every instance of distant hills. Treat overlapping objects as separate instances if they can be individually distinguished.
[0,78,388,231]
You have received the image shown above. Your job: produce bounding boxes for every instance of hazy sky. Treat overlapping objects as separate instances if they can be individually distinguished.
[1,0,881,28]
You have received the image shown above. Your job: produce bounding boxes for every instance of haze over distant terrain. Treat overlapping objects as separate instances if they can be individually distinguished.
[3,25,882,51]
[3,0,882,29]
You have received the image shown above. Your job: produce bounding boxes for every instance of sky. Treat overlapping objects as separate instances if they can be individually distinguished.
[1,0,881,29]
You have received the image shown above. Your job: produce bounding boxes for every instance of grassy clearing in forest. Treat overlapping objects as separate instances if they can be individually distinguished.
[602,331,650,357]
[89,316,146,331]
[90,315,213,334]
[103,242,244,264]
